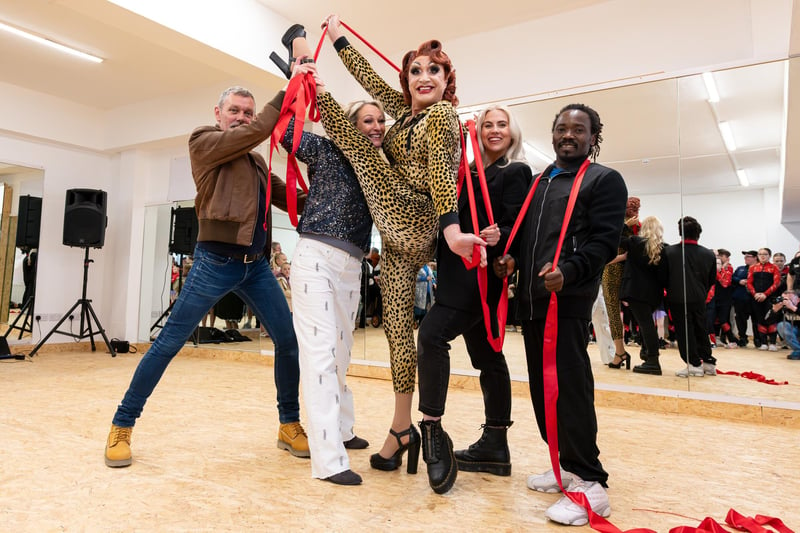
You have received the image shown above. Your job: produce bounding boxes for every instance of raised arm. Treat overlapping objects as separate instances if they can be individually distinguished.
[323,14,406,119]
[189,91,284,171]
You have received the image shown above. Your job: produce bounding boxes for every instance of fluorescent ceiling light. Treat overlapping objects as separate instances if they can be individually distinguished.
[524,142,552,163]
[0,21,103,63]
[736,169,749,187]
[718,121,737,151]
[702,72,719,103]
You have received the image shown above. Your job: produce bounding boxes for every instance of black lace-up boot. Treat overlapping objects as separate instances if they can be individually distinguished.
[454,424,512,476]
[419,419,457,494]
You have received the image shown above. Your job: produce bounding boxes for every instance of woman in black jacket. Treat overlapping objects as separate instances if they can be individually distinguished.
[620,216,666,374]
[417,105,532,489]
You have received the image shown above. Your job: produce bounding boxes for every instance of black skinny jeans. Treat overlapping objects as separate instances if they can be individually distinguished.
[626,300,659,358]
[417,303,512,426]
[522,317,608,485]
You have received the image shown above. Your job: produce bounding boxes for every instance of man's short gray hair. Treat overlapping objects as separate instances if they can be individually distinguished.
[218,86,254,108]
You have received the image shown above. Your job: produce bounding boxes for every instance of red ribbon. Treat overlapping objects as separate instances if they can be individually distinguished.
[272,22,403,228]
[715,370,789,385]
[455,120,510,351]
[456,124,482,271]
[339,21,401,72]
[268,30,327,227]
[668,509,794,532]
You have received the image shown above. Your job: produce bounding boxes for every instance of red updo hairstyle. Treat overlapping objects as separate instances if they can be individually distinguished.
[399,40,458,108]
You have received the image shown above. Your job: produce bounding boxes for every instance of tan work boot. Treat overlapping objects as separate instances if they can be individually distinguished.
[277,421,310,458]
[105,424,133,467]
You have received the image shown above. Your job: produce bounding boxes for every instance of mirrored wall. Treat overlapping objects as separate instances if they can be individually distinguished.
[0,163,44,342]
[138,202,264,352]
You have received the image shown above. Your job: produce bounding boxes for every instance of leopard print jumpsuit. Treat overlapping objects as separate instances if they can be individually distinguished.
[316,44,460,394]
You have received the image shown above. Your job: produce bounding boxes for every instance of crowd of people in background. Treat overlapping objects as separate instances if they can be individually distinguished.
[592,213,800,374]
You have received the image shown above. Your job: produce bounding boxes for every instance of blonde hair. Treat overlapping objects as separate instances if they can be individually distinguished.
[341,100,385,127]
[639,216,664,265]
[270,252,287,271]
[475,105,528,168]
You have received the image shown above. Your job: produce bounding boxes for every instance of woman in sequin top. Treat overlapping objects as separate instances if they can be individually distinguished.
[281,94,385,486]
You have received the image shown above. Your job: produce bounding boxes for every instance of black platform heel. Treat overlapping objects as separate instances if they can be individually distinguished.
[608,351,630,369]
[369,425,420,474]
[269,24,307,79]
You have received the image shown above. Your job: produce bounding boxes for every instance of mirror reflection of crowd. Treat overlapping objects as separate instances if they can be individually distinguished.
[413,261,437,328]
[356,248,382,328]
[591,207,800,375]
[20,246,38,307]
[166,243,295,339]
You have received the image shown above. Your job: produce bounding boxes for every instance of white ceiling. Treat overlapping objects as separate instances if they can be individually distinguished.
[0,0,793,200]
[254,0,611,57]
[0,0,284,109]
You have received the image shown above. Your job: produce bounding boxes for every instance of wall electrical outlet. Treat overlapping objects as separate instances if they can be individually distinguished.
[37,313,64,321]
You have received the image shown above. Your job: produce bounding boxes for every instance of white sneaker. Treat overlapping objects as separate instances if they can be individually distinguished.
[768,344,778,352]
[675,364,704,377]
[727,342,738,349]
[702,362,717,376]
[759,344,769,351]
[544,477,611,526]
[527,467,575,493]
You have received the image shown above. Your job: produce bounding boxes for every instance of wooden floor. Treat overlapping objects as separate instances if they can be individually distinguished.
[1,345,798,532]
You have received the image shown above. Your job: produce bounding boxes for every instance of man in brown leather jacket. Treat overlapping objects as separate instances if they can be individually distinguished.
[105,86,309,468]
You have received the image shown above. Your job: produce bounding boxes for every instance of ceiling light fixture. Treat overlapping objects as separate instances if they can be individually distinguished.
[718,121,737,151]
[0,21,103,63]
[736,169,749,187]
[702,72,720,103]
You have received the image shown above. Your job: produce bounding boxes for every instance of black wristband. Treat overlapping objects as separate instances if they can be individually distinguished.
[299,58,315,64]
[333,36,350,53]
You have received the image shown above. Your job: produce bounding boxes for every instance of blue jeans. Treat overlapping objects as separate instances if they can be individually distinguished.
[777,321,800,351]
[113,246,300,427]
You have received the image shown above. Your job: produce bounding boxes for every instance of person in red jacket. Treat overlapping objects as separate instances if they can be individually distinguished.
[708,249,738,348]
[747,248,782,350]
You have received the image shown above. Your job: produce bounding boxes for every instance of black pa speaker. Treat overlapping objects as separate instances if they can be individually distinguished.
[170,206,198,255]
[63,189,107,248]
[16,195,42,249]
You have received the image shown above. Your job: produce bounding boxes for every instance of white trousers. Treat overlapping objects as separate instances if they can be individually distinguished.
[592,285,615,364]
[291,238,362,479]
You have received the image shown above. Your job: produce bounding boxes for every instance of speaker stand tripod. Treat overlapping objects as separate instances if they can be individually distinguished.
[29,247,115,357]
[150,253,199,345]
[5,294,35,339]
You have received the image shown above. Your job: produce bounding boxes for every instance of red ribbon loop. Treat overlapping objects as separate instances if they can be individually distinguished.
[339,21,401,72]
[268,29,327,227]
[456,120,507,350]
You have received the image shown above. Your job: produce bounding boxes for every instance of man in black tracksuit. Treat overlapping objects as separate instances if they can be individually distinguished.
[495,104,626,525]
[662,216,717,375]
